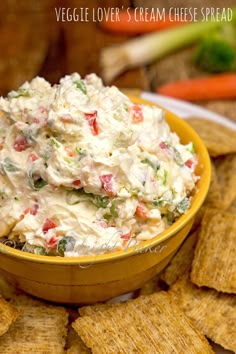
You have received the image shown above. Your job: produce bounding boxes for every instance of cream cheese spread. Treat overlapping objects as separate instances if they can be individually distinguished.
[0,73,198,256]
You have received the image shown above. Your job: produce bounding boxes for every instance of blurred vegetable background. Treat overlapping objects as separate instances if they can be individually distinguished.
[0,0,236,120]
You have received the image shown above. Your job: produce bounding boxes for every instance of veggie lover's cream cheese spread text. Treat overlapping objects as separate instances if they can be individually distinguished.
[0,74,198,257]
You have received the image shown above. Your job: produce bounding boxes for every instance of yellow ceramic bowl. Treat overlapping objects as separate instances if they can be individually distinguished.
[0,96,211,304]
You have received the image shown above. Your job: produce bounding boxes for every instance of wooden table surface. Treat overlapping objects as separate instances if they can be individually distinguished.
[0,0,235,123]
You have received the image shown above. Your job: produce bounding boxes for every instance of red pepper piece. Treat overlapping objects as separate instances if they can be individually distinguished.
[46,235,58,249]
[23,203,39,216]
[135,203,148,219]
[129,105,143,123]
[185,159,194,168]
[84,111,99,135]
[159,142,169,150]
[99,174,114,196]
[13,137,30,152]
[27,153,38,162]
[39,107,47,114]
[120,230,132,240]
[42,218,57,234]
[72,179,82,188]
[66,148,76,157]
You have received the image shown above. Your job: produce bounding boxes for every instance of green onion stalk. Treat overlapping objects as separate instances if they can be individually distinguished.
[100,7,236,82]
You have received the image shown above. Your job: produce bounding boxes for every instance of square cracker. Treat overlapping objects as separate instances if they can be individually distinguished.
[0,295,68,353]
[79,301,122,317]
[66,326,90,354]
[0,298,18,337]
[73,291,214,354]
[186,118,236,157]
[205,161,221,207]
[169,276,236,353]
[191,208,236,293]
[214,154,236,209]
[161,231,198,286]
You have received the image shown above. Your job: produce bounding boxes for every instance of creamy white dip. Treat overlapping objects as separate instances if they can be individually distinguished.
[0,73,198,256]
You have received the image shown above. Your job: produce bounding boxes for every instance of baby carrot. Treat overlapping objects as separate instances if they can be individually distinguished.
[157,73,236,101]
[99,9,189,35]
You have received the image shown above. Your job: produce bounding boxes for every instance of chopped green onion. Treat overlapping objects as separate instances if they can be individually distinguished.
[110,200,119,218]
[141,158,160,172]
[123,103,129,111]
[173,148,183,166]
[75,147,86,160]
[8,88,31,99]
[188,142,196,154]
[153,197,170,208]
[163,170,168,185]
[66,189,108,207]
[51,137,60,148]
[28,170,48,191]
[2,157,20,173]
[153,190,174,208]
[175,197,190,214]
[100,20,224,82]
[35,247,47,255]
[74,80,87,94]
[57,236,76,256]
[66,190,91,205]
[34,178,48,190]
[93,195,110,208]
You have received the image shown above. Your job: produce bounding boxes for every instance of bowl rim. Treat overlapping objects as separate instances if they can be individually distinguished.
[0,96,211,265]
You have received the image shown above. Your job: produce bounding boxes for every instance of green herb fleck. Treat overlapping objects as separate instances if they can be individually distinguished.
[14,196,20,201]
[75,147,86,160]
[35,247,47,255]
[123,103,129,112]
[8,88,31,99]
[33,178,48,191]
[57,239,67,257]
[2,157,20,173]
[188,143,196,154]
[173,148,183,166]
[141,158,160,172]
[57,236,76,257]
[51,137,60,148]
[175,197,190,214]
[74,80,87,94]
[110,200,119,218]
[163,170,168,185]
[153,197,169,208]
[153,191,173,208]
[93,195,110,208]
